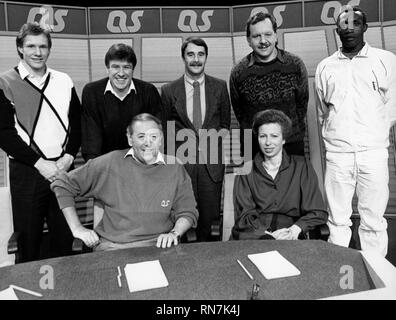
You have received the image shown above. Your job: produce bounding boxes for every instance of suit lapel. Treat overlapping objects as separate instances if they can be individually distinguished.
[203,75,216,129]
[174,76,195,131]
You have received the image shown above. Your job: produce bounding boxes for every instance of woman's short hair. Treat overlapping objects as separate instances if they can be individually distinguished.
[252,109,292,139]
[105,43,137,69]
[126,113,163,135]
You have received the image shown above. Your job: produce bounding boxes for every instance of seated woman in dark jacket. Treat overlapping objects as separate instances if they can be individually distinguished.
[232,109,328,240]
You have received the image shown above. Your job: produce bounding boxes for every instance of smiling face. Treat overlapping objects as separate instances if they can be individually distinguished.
[336,11,367,52]
[258,123,285,159]
[127,120,162,165]
[183,43,207,79]
[247,18,278,63]
[107,59,134,95]
[17,34,50,75]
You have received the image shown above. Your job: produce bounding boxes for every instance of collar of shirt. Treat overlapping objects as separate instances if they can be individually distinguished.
[337,42,370,59]
[124,148,165,165]
[104,79,136,101]
[18,60,51,88]
[254,149,291,179]
[248,47,285,67]
[184,73,205,87]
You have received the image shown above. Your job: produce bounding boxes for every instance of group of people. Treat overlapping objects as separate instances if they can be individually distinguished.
[0,6,394,263]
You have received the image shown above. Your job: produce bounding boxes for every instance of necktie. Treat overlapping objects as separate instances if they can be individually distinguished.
[192,81,202,130]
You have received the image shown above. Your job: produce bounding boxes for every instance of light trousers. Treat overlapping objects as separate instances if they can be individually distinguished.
[325,149,389,256]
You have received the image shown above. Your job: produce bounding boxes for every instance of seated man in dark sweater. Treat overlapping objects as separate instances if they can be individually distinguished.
[51,113,198,250]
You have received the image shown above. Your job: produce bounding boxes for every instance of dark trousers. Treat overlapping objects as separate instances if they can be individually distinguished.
[185,164,223,242]
[9,159,73,262]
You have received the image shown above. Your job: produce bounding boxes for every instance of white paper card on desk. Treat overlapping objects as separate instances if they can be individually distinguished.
[124,260,169,293]
[248,250,301,280]
[0,286,18,300]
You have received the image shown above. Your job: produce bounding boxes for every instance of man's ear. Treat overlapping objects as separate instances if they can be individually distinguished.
[363,23,368,33]
[126,132,133,147]
[17,46,23,56]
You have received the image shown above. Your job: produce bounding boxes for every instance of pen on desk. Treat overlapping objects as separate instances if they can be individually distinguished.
[237,259,254,280]
[10,285,42,297]
[117,266,122,287]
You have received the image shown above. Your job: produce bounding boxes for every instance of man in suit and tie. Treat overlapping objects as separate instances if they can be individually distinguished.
[161,37,231,242]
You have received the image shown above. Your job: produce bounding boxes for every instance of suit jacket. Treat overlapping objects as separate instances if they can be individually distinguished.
[81,77,162,161]
[161,74,231,183]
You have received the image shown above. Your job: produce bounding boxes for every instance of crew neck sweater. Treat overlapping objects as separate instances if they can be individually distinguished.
[51,149,198,243]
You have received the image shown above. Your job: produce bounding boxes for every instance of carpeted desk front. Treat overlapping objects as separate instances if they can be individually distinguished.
[0,240,393,300]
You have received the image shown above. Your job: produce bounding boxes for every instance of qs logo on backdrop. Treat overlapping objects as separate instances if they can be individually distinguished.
[321,0,361,24]
[177,10,214,32]
[27,5,68,32]
[106,10,144,33]
[250,5,287,27]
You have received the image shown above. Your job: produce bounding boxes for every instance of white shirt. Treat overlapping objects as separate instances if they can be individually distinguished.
[124,148,165,165]
[104,79,136,101]
[184,74,206,125]
[315,43,396,152]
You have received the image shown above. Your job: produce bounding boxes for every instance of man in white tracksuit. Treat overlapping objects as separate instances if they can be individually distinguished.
[315,6,396,256]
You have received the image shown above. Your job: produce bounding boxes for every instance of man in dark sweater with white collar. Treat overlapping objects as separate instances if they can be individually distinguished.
[81,43,162,161]
[51,113,198,250]
[230,12,308,158]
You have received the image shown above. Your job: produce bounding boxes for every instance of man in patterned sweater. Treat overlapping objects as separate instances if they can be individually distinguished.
[51,113,198,250]
[0,23,81,262]
[230,12,308,158]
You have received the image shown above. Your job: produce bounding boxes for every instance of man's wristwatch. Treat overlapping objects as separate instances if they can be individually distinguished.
[170,230,181,241]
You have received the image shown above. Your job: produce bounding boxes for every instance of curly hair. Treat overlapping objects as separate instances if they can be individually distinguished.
[252,109,292,139]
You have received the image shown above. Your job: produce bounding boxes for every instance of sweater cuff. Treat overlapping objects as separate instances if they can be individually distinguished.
[294,220,308,234]
[177,211,198,228]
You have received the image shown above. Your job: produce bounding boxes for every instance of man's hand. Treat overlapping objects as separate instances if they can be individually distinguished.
[272,225,302,240]
[34,158,61,182]
[72,225,100,248]
[56,153,74,172]
[156,231,179,248]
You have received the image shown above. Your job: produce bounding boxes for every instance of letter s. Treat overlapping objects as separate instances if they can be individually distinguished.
[198,10,214,32]
[273,5,286,27]
[127,10,144,33]
[53,9,68,32]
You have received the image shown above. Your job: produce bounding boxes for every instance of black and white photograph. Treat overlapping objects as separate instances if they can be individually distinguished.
[0,0,395,308]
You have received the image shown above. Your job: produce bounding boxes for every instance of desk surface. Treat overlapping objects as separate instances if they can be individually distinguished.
[0,240,375,300]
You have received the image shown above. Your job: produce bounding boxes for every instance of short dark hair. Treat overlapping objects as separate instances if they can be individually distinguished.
[252,109,292,139]
[127,113,163,135]
[105,43,137,69]
[181,37,208,58]
[16,22,52,59]
[336,5,367,26]
[246,12,278,38]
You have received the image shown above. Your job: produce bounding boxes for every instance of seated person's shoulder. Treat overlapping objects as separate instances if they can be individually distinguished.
[87,149,126,167]
[233,160,254,176]
[163,154,184,166]
[290,154,306,164]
